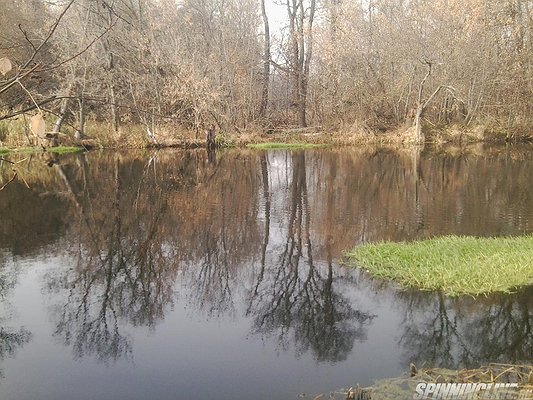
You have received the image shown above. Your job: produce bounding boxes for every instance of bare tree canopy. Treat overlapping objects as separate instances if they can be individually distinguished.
[0,0,532,143]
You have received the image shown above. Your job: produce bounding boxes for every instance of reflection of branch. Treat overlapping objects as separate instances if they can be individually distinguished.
[189,209,235,316]
[0,327,32,361]
[0,157,30,191]
[0,171,17,191]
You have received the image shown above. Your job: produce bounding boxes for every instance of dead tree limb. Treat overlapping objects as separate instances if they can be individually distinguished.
[413,61,432,142]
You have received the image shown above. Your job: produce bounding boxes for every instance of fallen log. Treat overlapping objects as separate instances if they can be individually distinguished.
[266,126,322,135]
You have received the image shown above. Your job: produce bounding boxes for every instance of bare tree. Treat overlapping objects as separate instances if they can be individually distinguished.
[1,0,532,142]
[283,0,316,127]
[259,0,271,122]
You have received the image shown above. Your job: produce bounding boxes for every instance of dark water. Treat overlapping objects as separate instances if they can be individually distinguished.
[1,146,533,400]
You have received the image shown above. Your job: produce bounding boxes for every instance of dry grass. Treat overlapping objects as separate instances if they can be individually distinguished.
[2,116,532,151]
[334,364,533,400]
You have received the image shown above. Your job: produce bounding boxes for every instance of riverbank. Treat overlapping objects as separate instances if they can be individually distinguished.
[345,235,533,297]
[1,118,533,153]
[332,363,533,400]
[132,123,533,148]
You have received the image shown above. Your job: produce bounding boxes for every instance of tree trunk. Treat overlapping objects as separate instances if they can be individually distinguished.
[259,0,270,122]
[413,62,432,143]
[300,0,315,128]
[53,97,69,134]
[413,104,424,142]
[205,125,215,150]
[287,0,315,128]
[109,81,119,133]
[76,95,85,140]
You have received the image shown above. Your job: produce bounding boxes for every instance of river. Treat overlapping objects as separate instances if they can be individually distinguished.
[1,145,533,399]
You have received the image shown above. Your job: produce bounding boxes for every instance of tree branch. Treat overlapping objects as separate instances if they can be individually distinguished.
[270,59,291,74]
[0,64,40,95]
[0,158,15,165]
[18,24,37,52]
[36,20,118,73]
[21,0,76,70]
[0,95,58,120]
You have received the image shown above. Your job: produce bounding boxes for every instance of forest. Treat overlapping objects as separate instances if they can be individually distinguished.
[0,0,532,146]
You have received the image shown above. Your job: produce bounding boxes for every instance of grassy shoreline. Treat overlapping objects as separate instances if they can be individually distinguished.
[0,146,85,155]
[345,235,533,296]
[1,120,533,153]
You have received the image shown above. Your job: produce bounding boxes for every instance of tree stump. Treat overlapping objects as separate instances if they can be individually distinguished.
[205,125,216,150]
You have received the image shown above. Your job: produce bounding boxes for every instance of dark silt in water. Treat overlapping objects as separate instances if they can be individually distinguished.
[1,145,533,400]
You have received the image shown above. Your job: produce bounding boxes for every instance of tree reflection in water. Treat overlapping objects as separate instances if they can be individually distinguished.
[399,287,533,369]
[36,150,374,363]
[2,146,533,367]
[247,152,374,362]
[46,154,178,362]
[0,258,32,377]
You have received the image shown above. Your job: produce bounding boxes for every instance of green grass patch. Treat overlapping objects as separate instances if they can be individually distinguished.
[12,147,36,153]
[46,146,84,154]
[0,147,35,155]
[345,235,533,296]
[246,142,327,150]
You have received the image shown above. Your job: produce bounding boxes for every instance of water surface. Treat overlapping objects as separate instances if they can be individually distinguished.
[1,146,533,400]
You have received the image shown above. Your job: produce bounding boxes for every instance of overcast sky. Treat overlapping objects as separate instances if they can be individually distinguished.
[264,1,286,31]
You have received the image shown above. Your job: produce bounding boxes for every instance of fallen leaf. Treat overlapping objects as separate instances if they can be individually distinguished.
[30,114,46,137]
[0,57,12,76]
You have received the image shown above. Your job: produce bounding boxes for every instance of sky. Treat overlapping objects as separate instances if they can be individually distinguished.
[264,0,287,31]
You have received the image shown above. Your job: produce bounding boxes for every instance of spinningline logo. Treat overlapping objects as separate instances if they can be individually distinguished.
[413,382,532,399]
